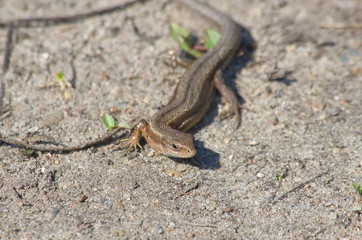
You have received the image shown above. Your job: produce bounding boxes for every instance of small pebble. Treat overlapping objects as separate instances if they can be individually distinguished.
[327,212,338,220]
[118,230,126,237]
[109,106,120,113]
[42,52,50,59]
[168,170,181,178]
[256,172,264,178]
[312,101,326,112]
[270,117,279,126]
[63,90,72,100]
[223,138,232,144]
[99,199,113,207]
[148,151,155,157]
[186,232,195,238]
[77,195,88,203]
[249,141,259,146]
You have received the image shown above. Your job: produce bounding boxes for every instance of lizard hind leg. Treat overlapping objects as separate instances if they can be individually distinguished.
[213,69,241,128]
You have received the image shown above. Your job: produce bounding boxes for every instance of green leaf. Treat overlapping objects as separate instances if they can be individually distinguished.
[170,23,203,58]
[170,23,190,42]
[55,71,64,81]
[22,148,36,157]
[185,48,203,58]
[276,172,286,180]
[204,29,221,49]
[103,114,116,130]
[353,183,362,196]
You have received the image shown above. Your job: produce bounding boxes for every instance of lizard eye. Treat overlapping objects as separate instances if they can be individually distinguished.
[171,143,179,151]
[161,138,180,152]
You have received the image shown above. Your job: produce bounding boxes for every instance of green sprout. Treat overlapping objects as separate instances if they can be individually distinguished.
[22,148,37,157]
[204,29,221,49]
[55,71,64,81]
[103,114,116,130]
[170,23,220,59]
[276,172,286,180]
[352,183,362,196]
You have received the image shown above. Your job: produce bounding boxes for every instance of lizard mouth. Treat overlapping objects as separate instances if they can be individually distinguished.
[164,148,197,158]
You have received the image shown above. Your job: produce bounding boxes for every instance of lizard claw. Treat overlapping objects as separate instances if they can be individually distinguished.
[113,119,146,154]
[114,134,143,153]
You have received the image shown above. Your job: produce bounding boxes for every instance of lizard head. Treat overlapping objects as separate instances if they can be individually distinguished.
[159,132,196,158]
[144,128,196,158]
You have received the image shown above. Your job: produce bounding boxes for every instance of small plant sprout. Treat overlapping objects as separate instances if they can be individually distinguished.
[103,113,117,130]
[54,71,72,99]
[276,172,286,180]
[170,23,220,58]
[352,183,362,196]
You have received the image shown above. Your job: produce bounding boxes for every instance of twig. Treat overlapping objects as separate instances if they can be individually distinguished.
[0,0,149,28]
[0,24,14,111]
[320,23,362,29]
[269,170,329,205]
[2,24,14,74]
[0,74,5,113]
[0,127,123,152]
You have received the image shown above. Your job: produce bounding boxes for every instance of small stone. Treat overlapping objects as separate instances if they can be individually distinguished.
[327,211,338,220]
[168,170,181,178]
[50,208,61,218]
[265,86,273,94]
[312,101,326,112]
[63,90,72,100]
[286,43,297,52]
[118,230,126,237]
[332,148,340,154]
[249,140,259,146]
[77,195,88,203]
[114,200,122,207]
[256,172,264,178]
[41,52,49,59]
[148,151,155,157]
[99,199,113,207]
[109,106,120,113]
[223,138,232,144]
[186,232,195,238]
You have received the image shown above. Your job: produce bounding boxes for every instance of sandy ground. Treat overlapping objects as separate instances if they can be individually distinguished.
[0,0,361,239]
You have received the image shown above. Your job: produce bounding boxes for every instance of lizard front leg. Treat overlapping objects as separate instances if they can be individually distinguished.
[117,119,148,153]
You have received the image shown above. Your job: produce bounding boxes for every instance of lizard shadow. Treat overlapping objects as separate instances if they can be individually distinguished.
[170,140,221,169]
